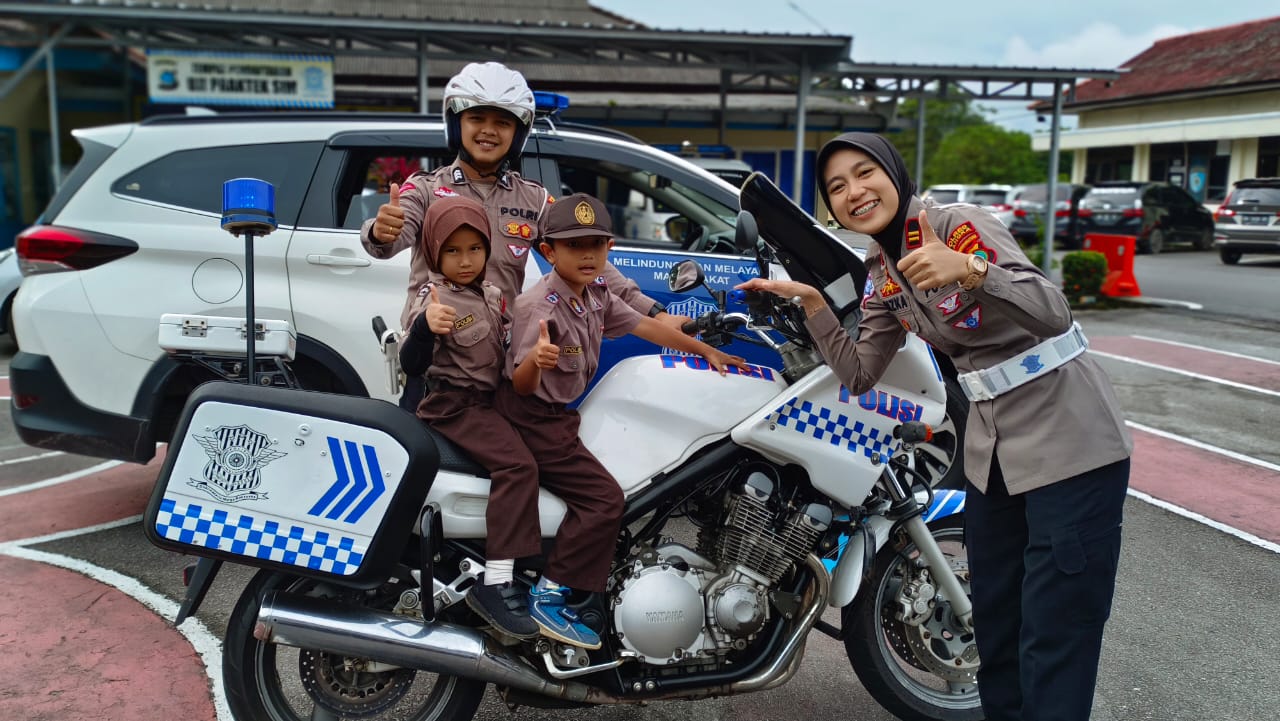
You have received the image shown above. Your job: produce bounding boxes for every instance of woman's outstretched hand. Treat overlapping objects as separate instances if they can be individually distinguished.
[734,277,827,318]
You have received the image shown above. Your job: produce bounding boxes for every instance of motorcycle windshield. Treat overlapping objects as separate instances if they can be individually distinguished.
[740,172,868,322]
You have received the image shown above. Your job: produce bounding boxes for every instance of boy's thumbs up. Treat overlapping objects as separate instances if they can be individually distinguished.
[389,182,401,207]
[538,319,550,342]
[429,284,441,306]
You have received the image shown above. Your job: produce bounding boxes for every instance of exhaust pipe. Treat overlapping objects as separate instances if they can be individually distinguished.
[255,591,592,702]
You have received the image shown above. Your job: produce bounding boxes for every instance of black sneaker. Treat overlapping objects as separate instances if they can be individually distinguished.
[466,581,540,640]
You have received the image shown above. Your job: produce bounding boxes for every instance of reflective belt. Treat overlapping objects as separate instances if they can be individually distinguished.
[958,322,1088,402]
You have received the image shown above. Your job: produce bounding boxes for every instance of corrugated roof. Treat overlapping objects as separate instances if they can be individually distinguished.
[1070,15,1280,107]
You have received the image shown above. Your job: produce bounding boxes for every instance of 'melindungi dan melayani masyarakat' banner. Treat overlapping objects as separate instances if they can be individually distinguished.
[147,50,334,108]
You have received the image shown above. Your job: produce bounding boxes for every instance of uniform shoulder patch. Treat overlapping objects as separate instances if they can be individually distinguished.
[433,187,459,198]
[952,306,981,330]
[905,217,923,250]
[591,275,608,286]
[946,221,998,262]
[508,243,530,258]
[400,181,418,194]
[545,291,561,305]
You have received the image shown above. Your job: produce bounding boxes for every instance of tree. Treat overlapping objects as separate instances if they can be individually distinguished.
[889,98,988,180]
[924,124,1055,185]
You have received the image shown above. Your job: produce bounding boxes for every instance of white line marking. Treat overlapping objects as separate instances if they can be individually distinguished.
[1130,334,1280,366]
[0,459,123,497]
[0,524,232,721]
[0,450,65,467]
[1127,421,1280,474]
[1091,350,1280,398]
[1126,296,1204,310]
[1127,488,1280,554]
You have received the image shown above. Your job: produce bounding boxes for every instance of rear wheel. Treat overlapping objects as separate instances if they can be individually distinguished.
[844,515,981,721]
[1193,228,1212,250]
[1147,228,1165,255]
[1219,249,1242,265]
[223,570,486,721]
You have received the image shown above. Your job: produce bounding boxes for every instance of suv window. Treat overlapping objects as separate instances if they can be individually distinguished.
[331,149,455,230]
[1232,187,1280,205]
[969,190,1009,207]
[111,142,324,225]
[927,189,960,204]
[1083,187,1140,207]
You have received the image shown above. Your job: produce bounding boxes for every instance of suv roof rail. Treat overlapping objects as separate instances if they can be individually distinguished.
[1234,177,1280,187]
[141,111,437,126]
[533,117,642,144]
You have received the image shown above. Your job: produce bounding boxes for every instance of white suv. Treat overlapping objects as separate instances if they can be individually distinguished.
[10,111,967,490]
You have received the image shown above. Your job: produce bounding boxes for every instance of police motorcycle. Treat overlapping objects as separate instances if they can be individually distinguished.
[144,173,980,721]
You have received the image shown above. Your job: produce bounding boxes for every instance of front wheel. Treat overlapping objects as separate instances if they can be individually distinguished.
[843,515,982,721]
[223,569,486,721]
[1220,249,1242,265]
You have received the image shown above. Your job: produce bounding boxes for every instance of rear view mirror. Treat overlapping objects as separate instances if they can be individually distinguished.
[734,210,759,253]
[665,216,690,244]
[668,260,705,293]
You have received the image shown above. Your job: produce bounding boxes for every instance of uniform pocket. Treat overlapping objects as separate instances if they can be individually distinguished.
[1050,528,1087,575]
[451,314,492,348]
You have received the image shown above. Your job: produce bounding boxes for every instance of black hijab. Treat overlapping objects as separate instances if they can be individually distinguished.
[816,132,917,262]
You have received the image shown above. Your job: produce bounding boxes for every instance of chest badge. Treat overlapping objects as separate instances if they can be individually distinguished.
[508,243,530,258]
[952,306,982,330]
[567,296,586,315]
[880,278,902,298]
[504,222,533,239]
[936,292,962,316]
[433,187,459,198]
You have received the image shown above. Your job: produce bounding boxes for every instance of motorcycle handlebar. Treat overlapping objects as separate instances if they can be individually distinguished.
[372,316,389,341]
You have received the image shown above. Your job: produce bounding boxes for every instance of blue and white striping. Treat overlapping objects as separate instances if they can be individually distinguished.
[154,497,365,575]
[770,398,896,460]
[923,489,966,522]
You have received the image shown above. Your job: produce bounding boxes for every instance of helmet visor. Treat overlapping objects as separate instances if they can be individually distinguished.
[446,96,534,127]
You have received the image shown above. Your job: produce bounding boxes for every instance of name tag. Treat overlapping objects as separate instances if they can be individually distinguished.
[562,345,583,355]
[454,314,475,331]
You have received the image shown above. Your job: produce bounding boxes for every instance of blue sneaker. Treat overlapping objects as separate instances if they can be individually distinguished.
[528,585,601,649]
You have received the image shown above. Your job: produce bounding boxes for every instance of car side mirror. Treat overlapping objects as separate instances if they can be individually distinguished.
[667,259,705,293]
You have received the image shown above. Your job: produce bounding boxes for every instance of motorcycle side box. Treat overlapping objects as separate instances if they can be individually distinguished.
[143,381,438,589]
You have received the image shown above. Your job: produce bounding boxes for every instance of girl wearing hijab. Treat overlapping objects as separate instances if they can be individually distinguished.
[737,133,1132,721]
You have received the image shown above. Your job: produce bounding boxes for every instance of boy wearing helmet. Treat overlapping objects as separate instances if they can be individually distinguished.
[362,62,684,402]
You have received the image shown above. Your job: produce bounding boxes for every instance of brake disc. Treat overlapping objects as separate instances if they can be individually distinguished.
[900,562,979,684]
[298,649,416,718]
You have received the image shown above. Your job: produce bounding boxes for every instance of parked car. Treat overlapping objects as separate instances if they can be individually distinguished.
[1212,177,1280,265]
[1077,181,1214,254]
[688,157,754,189]
[0,247,20,341]
[922,184,1019,227]
[9,109,970,488]
[1008,183,1090,248]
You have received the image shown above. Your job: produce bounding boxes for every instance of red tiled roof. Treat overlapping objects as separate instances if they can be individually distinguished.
[1069,15,1280,107]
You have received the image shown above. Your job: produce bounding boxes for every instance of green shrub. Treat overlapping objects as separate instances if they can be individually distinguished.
[1062,250,1107,299]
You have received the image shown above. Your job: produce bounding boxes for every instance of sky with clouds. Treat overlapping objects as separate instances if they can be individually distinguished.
[592,1,1277,131]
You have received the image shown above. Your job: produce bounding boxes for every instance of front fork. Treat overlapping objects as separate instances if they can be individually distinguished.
[873,437,974,632]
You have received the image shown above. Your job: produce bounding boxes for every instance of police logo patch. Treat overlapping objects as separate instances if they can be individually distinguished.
[952,306,981,330]
[936,292,961,316]
[400,181,417,194]
[592,275,608,286]
[880,278,902,298]
[508,243,530,258]
[574,201,596,226]
[563,345,583,355]
[905,217,923,250]
[862,276,875,308]
[947,222,997,262]
[417,284,432,298]
[1021,355,1045,374]
[454,314,475,331]
[190,425,286,503]
[433,187,459,198]
[567,296,585,315]
[545,291,561,305]
[452,167,465,184]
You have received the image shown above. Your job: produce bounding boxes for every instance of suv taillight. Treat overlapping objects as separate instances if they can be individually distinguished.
[16,225,138,275]
[1121,208,1143,218]
[1013,208,1028,218]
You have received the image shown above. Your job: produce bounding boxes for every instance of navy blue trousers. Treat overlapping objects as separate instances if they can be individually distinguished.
[965,455,1129,721]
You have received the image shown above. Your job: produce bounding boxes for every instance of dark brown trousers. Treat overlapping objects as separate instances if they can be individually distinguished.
[416,384,541,560]
[495,383,624,592]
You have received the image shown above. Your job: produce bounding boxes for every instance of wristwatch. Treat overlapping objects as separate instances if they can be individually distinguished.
[960,254,989,291]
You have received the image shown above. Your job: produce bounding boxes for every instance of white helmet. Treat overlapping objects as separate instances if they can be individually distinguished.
[443,62,536,167]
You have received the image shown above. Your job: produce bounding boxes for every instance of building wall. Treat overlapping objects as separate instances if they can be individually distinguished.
[1078,90,1280,129]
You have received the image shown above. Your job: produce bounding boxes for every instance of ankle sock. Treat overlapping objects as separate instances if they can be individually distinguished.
[485,559,514,585]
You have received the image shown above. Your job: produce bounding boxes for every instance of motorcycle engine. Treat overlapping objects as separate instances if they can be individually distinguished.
[612,471,831,666]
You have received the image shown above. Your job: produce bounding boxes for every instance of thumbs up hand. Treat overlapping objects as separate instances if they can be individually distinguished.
[895,210,971,291]
[374,182,406,244]
[533,319,560,369]
[424,285,458,335]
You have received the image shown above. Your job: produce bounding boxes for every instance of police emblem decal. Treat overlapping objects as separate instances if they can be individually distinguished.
[567,296,585,315]
[574,201,596,226]
[190,424,286,503]
[508,243,530,258]
[1021,355,1045,374]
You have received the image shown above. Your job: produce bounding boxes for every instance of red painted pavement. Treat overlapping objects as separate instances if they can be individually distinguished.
[1091,336,1280,392]
[0,451,165,543]
[0,376,9,397]
[1129,426,1280,544]
[0,554,216,721]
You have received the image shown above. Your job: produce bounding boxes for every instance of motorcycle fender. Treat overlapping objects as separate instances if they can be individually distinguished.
[830,516,892,608]
[829,489,968,608]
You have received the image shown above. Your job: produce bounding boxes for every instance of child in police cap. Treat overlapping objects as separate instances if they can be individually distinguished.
[398,195,543,641]
[496,192,746,649]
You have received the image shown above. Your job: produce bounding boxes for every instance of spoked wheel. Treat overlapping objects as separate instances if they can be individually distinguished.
[223,569,486,721]
[843,515,982,721]
[912,377,968,491]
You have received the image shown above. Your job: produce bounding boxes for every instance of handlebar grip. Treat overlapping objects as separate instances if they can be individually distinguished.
[728,289,747,304]
[894,422,933,444]
[682,318,701,335]
[372,316,389,340]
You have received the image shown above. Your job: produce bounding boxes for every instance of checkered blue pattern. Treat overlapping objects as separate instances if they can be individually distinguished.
[771,399,896,460]
[154,497,365,575]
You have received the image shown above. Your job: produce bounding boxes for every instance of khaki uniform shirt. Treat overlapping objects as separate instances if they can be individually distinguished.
[407,277,507,392]
[507,273,644,405]
[361,159,655,330]
[806,196,1132,494]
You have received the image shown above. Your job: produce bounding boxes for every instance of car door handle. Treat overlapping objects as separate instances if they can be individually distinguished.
[306,254,371,268]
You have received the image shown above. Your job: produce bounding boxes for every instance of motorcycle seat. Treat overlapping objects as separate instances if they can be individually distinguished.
[421,426,489,479]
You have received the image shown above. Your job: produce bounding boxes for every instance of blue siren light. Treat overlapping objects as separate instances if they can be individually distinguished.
[221,178,278,236]
[534,91,570,114]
